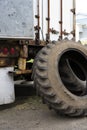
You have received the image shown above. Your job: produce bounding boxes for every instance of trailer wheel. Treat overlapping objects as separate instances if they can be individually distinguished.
[33,41,87,116]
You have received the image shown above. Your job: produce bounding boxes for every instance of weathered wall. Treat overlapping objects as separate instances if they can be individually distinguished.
[0,0,34,39]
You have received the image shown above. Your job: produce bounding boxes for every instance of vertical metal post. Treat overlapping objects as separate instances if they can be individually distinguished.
[73,0,75,38]
[46,0,50,42]
[18,41,28,70]
[59,0,63,40]
[42,0,43,34]
[37,0,40,38]
[41,0,44,41]
[35,0,40,45]
[47,0,50,37]
[70,0,75,38]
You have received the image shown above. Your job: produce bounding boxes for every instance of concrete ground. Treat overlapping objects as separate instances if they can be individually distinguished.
[0,94,87,130]
[0,87,87,130]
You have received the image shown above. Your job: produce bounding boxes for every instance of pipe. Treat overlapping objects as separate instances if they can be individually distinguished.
[46,0,50,42]
[47,0,50,36]
[59,0,63,40]
[37,0,40,34]
[41,0,44,41]
[70,0,75,38]
[73,0,75,38]
[42,0,43,34]
[73,0,75,29]
[35,0,40,44]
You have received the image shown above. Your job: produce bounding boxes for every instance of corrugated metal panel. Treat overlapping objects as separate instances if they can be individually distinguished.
[0,0,34,39]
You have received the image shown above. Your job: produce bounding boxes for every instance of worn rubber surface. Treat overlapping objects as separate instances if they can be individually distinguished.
[32,42,86,93]
[59,59,86,92]
[33,40,87,116]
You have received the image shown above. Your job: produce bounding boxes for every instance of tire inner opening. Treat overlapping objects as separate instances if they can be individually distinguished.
[69,60,85,81]
[58,49,87,97]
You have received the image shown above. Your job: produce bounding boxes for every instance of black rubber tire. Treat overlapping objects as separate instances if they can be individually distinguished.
[33,40,87,117]
[32,47,47,86]
[60,59,86,93]
[32,41,86,93]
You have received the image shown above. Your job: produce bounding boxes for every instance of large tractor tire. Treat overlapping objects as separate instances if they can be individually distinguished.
[32,42,86,93]
[33,41,87,116]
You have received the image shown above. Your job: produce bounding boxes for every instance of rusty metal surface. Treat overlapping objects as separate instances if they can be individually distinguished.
[18,58,27,70]
[46,0,50,42]
[0,58,16,67]
[9,69,32,75]
[0,40,20,67]
[34,0,40,45]
[59,0,63,40]
[29,40,46,46]
[0,0,34,39]
[15,69,32,75]
[0,41,20,57]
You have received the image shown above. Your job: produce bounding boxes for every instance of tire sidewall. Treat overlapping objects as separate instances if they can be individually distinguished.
[48,42,87,108]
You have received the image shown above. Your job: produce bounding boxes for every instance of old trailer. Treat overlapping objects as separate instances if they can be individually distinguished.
[0,0,74,104]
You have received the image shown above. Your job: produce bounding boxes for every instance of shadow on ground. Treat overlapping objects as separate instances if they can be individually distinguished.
[0,85,37,111]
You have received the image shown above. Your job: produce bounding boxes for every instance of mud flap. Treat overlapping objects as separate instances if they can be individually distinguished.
[0,67,15,105]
